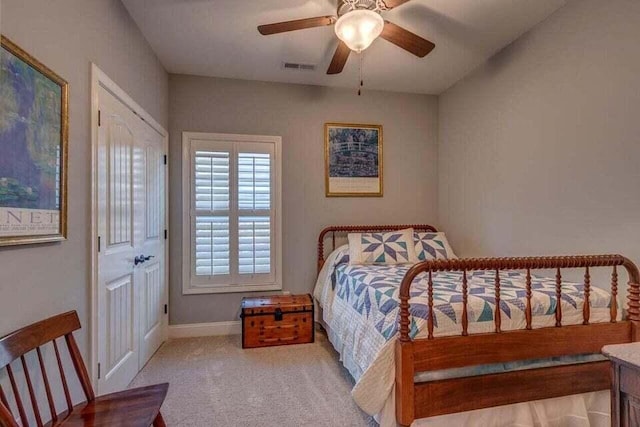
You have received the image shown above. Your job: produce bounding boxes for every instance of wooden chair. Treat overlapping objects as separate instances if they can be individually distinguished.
[0,311,168,427]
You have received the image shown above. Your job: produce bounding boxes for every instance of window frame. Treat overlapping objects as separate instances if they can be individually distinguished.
[182,132,282,294]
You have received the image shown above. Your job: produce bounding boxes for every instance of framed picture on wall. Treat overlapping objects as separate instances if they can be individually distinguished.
[324,122,383,197]
[0,36,69,246]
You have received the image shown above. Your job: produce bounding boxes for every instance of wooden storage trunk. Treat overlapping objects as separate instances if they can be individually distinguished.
[241,294,314,348]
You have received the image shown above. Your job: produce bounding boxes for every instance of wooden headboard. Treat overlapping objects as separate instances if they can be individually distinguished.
[317,224,438,273]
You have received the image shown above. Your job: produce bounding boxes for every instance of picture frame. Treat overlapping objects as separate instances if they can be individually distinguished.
[0,36,69,246]
[324,122,383,197]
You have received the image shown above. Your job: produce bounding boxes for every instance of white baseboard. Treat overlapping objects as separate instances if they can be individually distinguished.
[168,320,241,339]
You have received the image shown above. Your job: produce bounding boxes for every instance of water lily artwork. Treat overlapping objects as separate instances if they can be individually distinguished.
[0,36,68,246]
[325,122,383,197]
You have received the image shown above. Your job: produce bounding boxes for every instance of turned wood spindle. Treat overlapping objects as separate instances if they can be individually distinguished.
[621,255,640,322]
[611,265,618,323]
[583,266,591,325]
[494,269,502,333]
[398,270,412,343]
[555,267,562,327]
[427,270,433,339]
[461,270,469,336]
[629,280,640,322]
[428,270,434,339]
[627,255,640,320]
[525,268,532,330]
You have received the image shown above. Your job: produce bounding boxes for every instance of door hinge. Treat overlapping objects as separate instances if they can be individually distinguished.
[164,229,168,240]
[98,110,101,127]
[97,363,101,379]
[98,236,101,252]
[163,154,167,165]
[164,304,168,315]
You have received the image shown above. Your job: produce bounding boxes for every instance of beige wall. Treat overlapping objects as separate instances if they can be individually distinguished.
[0,0,168,367]
[438,0,640,285]
[169,75,439,324]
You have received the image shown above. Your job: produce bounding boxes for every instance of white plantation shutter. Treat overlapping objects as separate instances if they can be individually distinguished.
[194,216,230,276]
[238,152,272,276]
[185,134,280,293]
[239,216,271,274]
[192,149,231,282]
[194,151,229,211]
[238,153,271,211]
[193,151,230,278]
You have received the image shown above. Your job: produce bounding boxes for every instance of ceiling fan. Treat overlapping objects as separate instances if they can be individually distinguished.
[258,0,435,75]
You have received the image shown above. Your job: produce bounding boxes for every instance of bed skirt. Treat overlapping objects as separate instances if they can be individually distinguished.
[379,386,610,427]
[317,314,611,427]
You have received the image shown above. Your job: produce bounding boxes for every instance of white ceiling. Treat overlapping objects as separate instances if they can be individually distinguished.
[122,0,566,95]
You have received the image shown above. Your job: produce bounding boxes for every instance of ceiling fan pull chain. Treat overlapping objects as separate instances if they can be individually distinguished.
[358,52,364,96]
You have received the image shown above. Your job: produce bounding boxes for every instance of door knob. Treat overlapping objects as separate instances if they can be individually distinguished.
[134,254,155,266]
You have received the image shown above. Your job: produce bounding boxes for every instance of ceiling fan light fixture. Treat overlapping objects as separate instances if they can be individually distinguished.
[334,9,384,53]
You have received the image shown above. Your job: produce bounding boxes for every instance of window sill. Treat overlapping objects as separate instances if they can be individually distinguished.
[183,283,282,295]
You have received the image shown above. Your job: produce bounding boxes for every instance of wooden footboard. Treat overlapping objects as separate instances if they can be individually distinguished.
[315,225,640,426]
[396,255,640,426]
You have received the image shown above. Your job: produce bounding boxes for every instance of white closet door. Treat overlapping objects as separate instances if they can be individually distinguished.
[96,85,166,395]
[137,118,166,368]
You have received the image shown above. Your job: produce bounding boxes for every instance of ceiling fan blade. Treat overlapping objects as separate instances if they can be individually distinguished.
[327,41,351,75]
[380,0,412,9]
[380,21,435,58]
[258,16,336,35]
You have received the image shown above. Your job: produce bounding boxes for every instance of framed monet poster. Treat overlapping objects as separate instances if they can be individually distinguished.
[325,122,383,197]
[0,36,68,246]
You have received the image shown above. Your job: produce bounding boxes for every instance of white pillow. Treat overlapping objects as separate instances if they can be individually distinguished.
[414,231,458,261]
[348,228,419,265]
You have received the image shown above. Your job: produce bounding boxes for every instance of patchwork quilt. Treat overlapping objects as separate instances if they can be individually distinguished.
[334,263,613,341]
[315,248,618,422]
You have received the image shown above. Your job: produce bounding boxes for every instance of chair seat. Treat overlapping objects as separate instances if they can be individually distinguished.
[59,383,169,427]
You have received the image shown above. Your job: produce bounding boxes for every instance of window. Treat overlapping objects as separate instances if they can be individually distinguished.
[182,132,282,294]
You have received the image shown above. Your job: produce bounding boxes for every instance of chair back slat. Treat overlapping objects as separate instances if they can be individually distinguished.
[0,392,16,427]
[36,347,57,424]
[0,386,9,410]
[6,365,28,427]
[0,312,81,369]
[0,386,16,427]
[52,339,74,415]
[20,356,43,427]
[64,335,95,402]
[0,311,95,427]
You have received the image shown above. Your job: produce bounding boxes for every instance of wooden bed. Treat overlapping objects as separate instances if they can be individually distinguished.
[317,224,640,427]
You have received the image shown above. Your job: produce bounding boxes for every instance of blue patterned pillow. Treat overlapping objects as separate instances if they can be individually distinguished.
[348,228,419,265]
[414,232,457,261]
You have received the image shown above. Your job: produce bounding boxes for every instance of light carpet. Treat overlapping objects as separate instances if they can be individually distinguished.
[130,331,377,427]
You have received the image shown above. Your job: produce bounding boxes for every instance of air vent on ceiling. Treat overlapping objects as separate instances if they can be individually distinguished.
[283,62,316,71]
